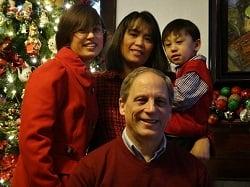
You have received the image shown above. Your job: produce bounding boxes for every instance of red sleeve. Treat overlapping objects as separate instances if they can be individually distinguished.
[19,64,66,186]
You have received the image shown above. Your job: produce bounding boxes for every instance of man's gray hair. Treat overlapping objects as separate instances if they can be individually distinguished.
[120,67,174,105]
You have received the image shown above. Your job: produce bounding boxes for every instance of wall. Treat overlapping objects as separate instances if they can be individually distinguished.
[116,0,209,62]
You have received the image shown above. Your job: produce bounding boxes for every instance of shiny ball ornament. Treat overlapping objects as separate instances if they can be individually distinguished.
[241,89,250,100]
[215,98,227,111]
[220,87,231,97]
[217,95,228,101]
[228,94,241,103]
[231,86,241,95]
[0,58,7,76]
[236,105,244,116]
[240,108,250,122]
[228,99,240,111]
[216,109,225,119]
[212,90,220,105]
[213,90,220,100]
[224,111,235,121]
[208,113,219,125]
[245,99,250,109]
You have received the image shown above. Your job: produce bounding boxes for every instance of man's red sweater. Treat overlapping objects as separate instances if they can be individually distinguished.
[68,137,211,187]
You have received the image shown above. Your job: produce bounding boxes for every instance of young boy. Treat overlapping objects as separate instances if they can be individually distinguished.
[162,19,213,160]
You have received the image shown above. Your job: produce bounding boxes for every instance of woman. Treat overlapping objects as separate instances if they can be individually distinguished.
[12,3,106,187]
[90,11,171,150]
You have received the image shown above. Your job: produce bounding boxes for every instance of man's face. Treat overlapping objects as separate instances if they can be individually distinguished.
[119,72,171,142]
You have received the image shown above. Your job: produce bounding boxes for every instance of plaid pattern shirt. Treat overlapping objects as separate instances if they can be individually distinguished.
[90,71,125,149]
[173,72,208,111]
[173,55,208,111]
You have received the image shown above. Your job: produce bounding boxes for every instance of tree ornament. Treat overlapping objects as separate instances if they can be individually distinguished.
[220,86,231,97]
[15,0,33,21]
[245,99,250,109]
[208,113,219,126]
[39,10,49,28]
[25,37,42,56]
[17,65,32,82]
[212,90,220,105]
[228,94,241,103]
[48,35,57,54]
[0,58,7,77]
[228,99,240,111]
[19,23,27,34]
[0,94,7,105]
[6,0,17,16]
[241,89,250,100]
[236,105,244,116]
[12,53,25,68]
[215,96,228,111]
[240,108,250,122]
[224,110,235,121]
[0,37,12,54]
[213,90,220,100]
[25,22,41,56]
[0,12,6,26]
[231,86,241,95]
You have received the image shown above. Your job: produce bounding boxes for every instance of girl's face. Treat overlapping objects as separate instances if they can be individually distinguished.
[121,20,154,70]
[163,31,200,66]
[70,25,104,64]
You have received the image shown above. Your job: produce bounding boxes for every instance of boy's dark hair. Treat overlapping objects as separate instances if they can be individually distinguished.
[162,19,200,42]
[106,11,170,75]
[56,3,106,50]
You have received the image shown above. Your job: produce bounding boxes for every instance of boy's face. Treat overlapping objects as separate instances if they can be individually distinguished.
[163,31,200,66]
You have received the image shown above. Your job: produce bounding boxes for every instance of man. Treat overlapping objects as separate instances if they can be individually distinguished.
[68,67,211,187]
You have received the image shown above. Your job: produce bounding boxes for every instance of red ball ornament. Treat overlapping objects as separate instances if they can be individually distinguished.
[213,90,220,100]
[231,86,241,95]
[241,89,250,100]
[208,113,219,125]
[236,105,244,116]
[0,58,7,76]
[217,95,228,101]
[215,98,227,111]
[12,53,25,68]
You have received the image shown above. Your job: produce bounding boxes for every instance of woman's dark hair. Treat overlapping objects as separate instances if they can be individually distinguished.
[106,11,170,75]
[56,3,106,50]
[162,19,200,42]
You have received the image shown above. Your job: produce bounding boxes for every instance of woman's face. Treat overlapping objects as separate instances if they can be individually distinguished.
[70,25,104,63]
[121,20,154,69]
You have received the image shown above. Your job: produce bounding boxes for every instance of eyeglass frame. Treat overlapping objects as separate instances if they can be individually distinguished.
[75,26,106,38]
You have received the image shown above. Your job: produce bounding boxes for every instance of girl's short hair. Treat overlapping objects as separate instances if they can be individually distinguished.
[56,3,106,50]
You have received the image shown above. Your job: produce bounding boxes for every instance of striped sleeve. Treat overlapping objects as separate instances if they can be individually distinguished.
[173,72,208,111]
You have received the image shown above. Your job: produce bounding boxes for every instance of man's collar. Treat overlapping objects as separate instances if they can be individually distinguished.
[122,128,167,162]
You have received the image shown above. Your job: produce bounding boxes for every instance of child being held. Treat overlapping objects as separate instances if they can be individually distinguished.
[162,19,213,160]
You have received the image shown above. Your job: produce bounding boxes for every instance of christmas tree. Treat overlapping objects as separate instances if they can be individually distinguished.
[0,0,101,186]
